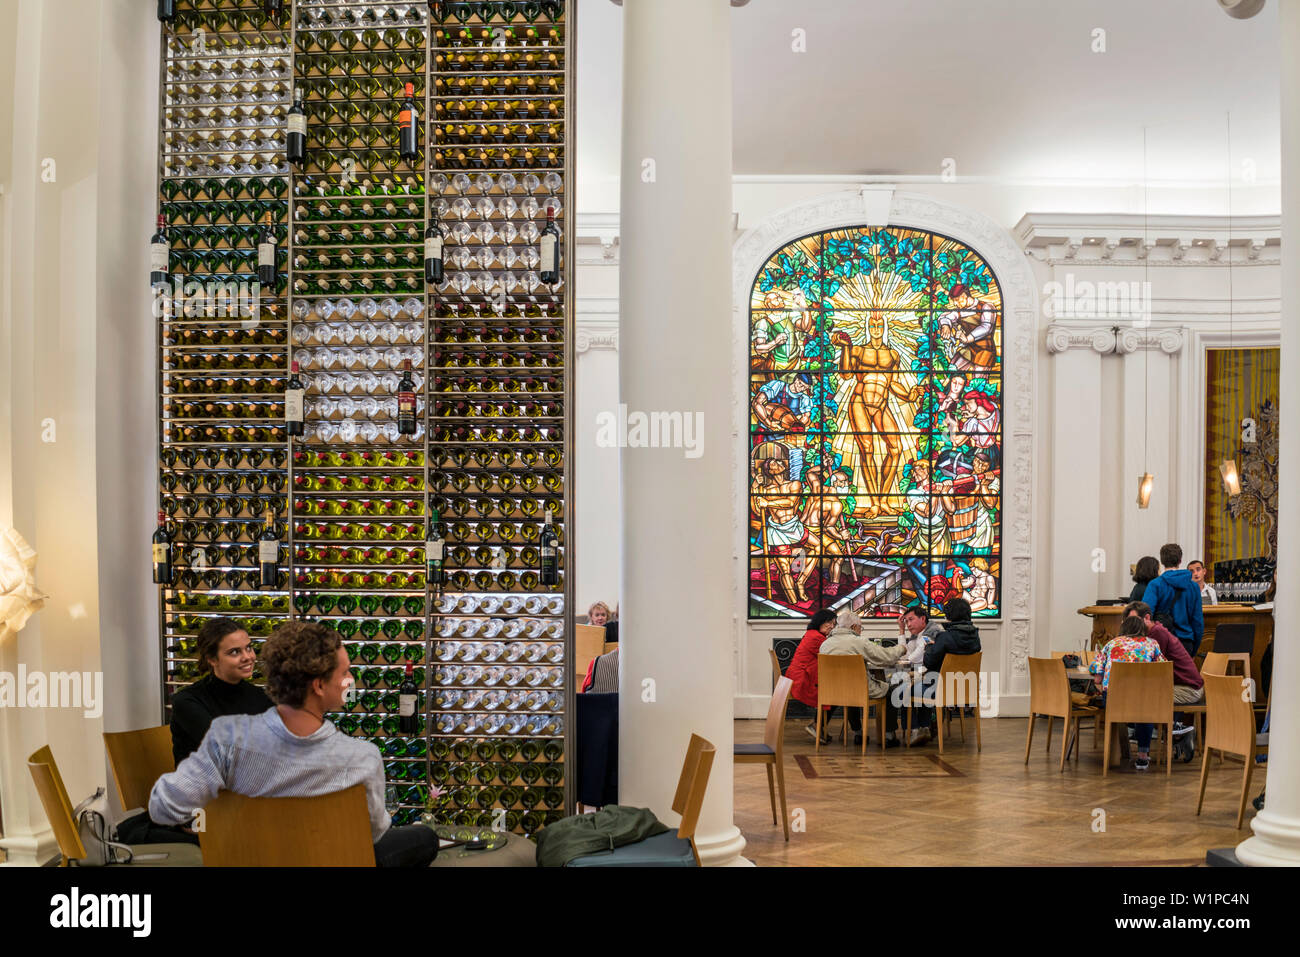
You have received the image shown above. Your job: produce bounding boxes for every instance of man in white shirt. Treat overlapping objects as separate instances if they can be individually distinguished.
[1189,560,1218,605]
[821,609,908,747]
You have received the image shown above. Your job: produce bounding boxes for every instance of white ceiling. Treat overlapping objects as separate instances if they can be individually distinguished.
[577,0,1280,202]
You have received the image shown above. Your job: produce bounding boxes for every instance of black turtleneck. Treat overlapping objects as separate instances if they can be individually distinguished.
[170,673,273,765]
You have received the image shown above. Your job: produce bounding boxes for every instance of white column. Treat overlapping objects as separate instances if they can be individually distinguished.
[1044,328,1106,646]
[617,0,745,864]
[1237,0,1300,866]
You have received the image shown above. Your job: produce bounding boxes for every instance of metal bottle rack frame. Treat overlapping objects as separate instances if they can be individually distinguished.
[155,0,577,828]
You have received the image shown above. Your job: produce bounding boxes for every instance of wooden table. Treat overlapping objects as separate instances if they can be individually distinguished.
[1076,603,1272,688]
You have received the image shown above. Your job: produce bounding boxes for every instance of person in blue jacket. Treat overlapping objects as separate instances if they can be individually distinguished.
[1141,543,1204,657]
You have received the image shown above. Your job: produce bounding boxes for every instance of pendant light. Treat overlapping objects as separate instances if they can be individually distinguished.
[1222,112,1242,499]
[1137,127,1154,509]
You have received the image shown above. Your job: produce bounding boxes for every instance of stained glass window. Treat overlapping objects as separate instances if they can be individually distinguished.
[748,227,1002,619]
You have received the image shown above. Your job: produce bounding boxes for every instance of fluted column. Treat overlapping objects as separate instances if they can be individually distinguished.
[616,0,745,864]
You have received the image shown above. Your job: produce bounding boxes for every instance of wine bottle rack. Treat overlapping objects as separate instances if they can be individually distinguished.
[155,0,574,834]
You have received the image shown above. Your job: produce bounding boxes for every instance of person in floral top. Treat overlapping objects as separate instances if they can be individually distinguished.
[1089,615,1166,770]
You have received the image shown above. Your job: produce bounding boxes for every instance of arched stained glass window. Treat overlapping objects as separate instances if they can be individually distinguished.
[748,226,1002,619]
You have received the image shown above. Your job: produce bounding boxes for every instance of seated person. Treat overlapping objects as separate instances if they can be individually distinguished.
[892,606,940,745]
[586,601,612,627]
[170,617,273,765]
[149,621,438,868]
[820,609,908,747]
[921,597,984,736]
[1089,615,1165,772]
[785,609,840,744]
[1124,600,1204,760]
[582,645,619,693]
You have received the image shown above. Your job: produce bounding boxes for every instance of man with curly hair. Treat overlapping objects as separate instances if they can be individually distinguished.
[150,621,438,867]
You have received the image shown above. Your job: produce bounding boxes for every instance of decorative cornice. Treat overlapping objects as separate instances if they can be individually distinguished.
[575,212,620,264]
[1045,324,1120,355]
[1015,213,1280,265]
[575,296,619,353]
[1116,326,1185,355]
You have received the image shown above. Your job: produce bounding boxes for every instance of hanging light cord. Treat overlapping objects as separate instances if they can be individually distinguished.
[1143,126,1150,475]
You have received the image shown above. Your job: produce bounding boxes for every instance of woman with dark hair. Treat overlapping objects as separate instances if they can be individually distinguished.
[784,608,840,743]
[1129,556,1160,603]
[169,617,273,765]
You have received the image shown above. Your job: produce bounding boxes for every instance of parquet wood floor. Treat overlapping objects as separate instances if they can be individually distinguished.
[734,715,1266,866]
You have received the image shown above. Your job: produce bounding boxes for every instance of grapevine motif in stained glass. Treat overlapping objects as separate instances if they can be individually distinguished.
[748,227,1002,619]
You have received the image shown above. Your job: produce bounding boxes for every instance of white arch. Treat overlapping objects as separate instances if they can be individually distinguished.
[729,190,1039,710]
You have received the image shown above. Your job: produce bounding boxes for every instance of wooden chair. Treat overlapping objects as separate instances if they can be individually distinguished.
[27,745,200,867]
[736,675,793,841]
[574,623,607,688]
[1196,673,1262,828]
[1025,657,1099,771]
[568,733,716,866]
[1051,649,1101,747]
[769,648,783,688]
[104,726,175,812]
[932,652,983,754]
[816,654,885,754]
[1102,661,1174,776]
[198,784,375,866]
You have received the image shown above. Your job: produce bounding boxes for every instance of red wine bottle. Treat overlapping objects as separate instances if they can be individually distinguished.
[424,221,444,284]
[259,507,280,589]
[257,213,277,288]
[397,359,417,435]
[538,205,560,284]
[158,0,176,22]
[539,507,558,586]
[265,0,283,16]
[152,510,173,585]
[287,90,306,165]
[150,214,169,288]
[398,83,419,163]
[285,360,305,436]
[398,661,419,734]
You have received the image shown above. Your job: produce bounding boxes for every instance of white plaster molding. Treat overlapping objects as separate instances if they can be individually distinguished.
[575,212,621,264]
[1115,325,1186,355]
[1017,213,1281,266]
[575,295,619,353]
[1045,324,1120,354]
[731,189,1039,690]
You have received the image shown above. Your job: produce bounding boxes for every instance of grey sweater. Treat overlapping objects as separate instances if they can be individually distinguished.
[149,707,391,842]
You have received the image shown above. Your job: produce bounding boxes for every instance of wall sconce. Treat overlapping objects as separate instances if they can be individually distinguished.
[1220,458,1242,498]
[1137,472,1155,509]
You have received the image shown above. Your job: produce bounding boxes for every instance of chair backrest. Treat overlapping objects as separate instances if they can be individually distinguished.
[103,726,175,812]
[933,652,983,708]
[764,676,794,754]
[198,784,375,866]
[1201,652,1230,676]
[1027,657,1070,719]
[816,653,870,707]
[1201,672,1257,758]
[574,623,607,684]
[769,648,782,688]
[1104,661,1173,723]
[26,745,86,863]
[670,733,716,866]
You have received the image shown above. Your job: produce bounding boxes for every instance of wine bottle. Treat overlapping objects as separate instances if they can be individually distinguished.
[424,220,445,284]
[539,506,558,586]
[158,0,176,22]
[153,510,173,585]
[285,360,305,436]
[150,214,169,288]
[398,660,419,734]
[257,213,277,288]
[397,359,417,435]
[258,507,280,589]
[426,508,445,587]
[538,204,560,284]
[399,82,419,162]
[288,90,307,165]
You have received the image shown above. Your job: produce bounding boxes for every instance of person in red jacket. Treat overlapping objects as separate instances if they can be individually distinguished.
[1124,600,1204,762]
[785,609,839,743]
